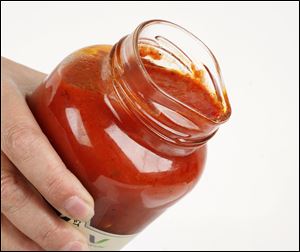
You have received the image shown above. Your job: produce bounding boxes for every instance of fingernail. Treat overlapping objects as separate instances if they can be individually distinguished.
[64,196,94,221]
[61,241,89,251]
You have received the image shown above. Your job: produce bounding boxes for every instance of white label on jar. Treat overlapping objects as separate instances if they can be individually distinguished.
[60,215,137,251]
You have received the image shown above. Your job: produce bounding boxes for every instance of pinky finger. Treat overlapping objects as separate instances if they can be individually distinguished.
[1,214,43,251]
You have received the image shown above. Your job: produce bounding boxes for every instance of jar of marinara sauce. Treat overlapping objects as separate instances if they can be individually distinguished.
[28,20,231,250]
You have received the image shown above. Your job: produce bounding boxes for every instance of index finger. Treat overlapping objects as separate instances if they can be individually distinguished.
[1,77,94,222]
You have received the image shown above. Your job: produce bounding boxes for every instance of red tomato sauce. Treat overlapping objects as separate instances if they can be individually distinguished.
[28,45,223,235]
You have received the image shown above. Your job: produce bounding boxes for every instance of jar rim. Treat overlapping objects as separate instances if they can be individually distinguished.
[131,19,231,124]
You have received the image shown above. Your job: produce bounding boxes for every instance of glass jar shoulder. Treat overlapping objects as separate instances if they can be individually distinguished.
[57,44,113,92]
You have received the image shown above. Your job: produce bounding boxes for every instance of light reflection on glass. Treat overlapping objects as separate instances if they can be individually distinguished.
[65,107,92,147]
[105,124,172,173]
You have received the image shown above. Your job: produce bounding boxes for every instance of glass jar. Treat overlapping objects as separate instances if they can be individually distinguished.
[28,20,231,250]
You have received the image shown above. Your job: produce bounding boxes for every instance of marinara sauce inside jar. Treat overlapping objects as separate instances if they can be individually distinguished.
[28,20,231,248]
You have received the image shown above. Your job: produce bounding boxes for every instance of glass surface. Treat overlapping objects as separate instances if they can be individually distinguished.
[27,20,231,235]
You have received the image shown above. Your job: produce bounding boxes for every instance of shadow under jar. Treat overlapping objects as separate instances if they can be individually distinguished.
[27,20,231,249]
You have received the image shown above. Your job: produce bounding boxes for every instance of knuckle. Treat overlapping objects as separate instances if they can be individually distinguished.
[1,171,16,202]
[35,221,63,248]
[36,221,85,250]
[2,122,42,162]
[1,170,31,215]
[45,170,69,198]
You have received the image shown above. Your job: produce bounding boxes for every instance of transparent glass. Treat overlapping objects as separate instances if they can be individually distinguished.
[27,20,231,236]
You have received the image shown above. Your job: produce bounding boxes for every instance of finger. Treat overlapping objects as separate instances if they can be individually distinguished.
[1,153,89,251]
[1,78,94,221]
[1,214,44,251]
[1,57,47,95]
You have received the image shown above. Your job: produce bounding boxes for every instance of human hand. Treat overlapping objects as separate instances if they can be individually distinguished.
[1,57,94,251]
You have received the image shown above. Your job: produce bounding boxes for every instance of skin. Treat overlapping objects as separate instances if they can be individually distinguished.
[1,57,95,251]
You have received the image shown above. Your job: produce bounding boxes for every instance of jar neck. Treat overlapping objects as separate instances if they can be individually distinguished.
[106,20,231,156]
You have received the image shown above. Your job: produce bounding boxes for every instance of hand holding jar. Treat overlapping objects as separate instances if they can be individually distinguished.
[1,57,94,251]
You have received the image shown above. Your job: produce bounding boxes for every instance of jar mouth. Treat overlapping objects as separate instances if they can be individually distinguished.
[131,19,231,125]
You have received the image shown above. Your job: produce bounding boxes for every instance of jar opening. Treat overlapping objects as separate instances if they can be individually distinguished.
[132,19,231,124]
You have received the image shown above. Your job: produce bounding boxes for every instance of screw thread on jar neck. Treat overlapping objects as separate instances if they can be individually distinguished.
[108,20,231,155]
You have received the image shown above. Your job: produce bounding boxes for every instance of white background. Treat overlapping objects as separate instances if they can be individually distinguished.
[2,1,299,251]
